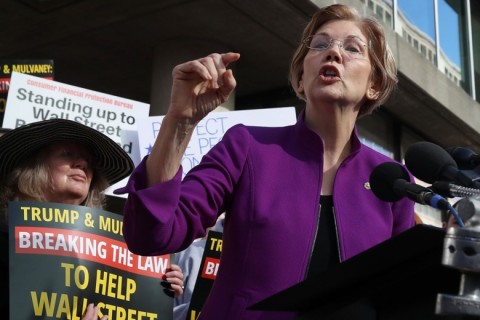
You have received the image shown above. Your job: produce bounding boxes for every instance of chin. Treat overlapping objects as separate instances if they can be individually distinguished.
[65,191,89,204]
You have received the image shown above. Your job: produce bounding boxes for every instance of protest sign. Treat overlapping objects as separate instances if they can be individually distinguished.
[3,72,150,195]
[0,60,54,126]
[186,230,223,320]
[137,107,296,177]
[8,201,173,319]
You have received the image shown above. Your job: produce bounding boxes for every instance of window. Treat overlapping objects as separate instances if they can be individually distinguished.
[368,0,374,11]
[386,11,392,27]
[470,0,480,101]
[439,0,470,92]
[420,44,427,57]
[376,5,384,19]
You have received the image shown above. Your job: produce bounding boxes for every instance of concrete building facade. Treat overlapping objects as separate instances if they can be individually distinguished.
[2,0,480,221]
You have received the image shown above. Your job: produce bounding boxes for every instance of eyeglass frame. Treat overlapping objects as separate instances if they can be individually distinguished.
[302,34,369,59]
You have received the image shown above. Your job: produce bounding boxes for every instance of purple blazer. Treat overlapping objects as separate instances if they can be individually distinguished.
[117,113,415,320]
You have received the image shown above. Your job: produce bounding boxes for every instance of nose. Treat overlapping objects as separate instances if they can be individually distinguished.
[324,43,343,63]
[73,156,89,170]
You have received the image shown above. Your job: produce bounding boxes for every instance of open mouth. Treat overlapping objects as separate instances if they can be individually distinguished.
[323,69,337,77]
[316,65,341,84]
[320,66,339,78]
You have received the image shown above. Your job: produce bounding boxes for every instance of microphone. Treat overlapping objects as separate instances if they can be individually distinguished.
[369,162,450,210]
[446,146,480,170]
[405,141,480,189]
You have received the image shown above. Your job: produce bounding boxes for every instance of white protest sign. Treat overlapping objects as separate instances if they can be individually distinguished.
[137,107,297,177]
[3,71,150,196]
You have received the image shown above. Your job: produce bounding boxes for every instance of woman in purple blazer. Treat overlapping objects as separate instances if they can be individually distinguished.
[117,4,415,320]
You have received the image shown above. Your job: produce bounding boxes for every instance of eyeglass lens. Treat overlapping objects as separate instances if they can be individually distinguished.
[306,34,367,58]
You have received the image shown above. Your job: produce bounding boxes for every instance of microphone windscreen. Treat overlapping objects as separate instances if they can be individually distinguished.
[404,141,457,183]
[446,146,476,169]
[369,162,410,202]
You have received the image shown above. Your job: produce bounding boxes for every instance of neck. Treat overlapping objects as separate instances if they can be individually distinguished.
[305,104,357,151]
[304,104,357,195]
[45,195,86,206]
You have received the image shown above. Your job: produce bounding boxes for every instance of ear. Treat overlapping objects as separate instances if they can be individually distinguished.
[298,79,304,93]
[366,83,380,100]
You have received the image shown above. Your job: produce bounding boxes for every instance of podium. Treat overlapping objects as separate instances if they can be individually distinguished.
[250,225,463,320]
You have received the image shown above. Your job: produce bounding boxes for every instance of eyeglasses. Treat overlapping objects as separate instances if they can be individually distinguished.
[303,34,368,59]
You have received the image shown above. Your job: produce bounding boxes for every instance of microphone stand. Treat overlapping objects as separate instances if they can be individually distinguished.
[436,196,480,317]
[430,182,480,198]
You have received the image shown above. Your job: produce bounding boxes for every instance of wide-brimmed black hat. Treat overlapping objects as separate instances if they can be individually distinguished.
[0,128,10,137]
[0,119,134,185]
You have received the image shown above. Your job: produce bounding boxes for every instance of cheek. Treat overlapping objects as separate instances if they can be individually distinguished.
[353,62,373,80]
[48,167,63,181]
[302,55,321,82]
[302,55,315,74]
[48,174,64,192]
[49,166,70,185]
[87,169,94,182]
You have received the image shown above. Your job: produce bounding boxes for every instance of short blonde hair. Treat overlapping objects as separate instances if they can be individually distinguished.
[289,4,397,116]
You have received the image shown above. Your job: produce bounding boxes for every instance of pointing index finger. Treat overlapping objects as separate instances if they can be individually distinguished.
[221,52,241,68]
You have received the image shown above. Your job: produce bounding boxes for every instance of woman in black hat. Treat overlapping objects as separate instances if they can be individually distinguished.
[0,119,184,319]
[0,118,134,210]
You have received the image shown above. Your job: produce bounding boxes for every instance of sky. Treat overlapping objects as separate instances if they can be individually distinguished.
[397,0,461,67]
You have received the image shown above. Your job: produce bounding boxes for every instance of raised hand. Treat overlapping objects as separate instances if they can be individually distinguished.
[168,52,240,124]
[146,52,240,185]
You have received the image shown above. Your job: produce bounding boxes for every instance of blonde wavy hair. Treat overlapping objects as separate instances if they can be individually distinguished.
[289,4,398,116]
